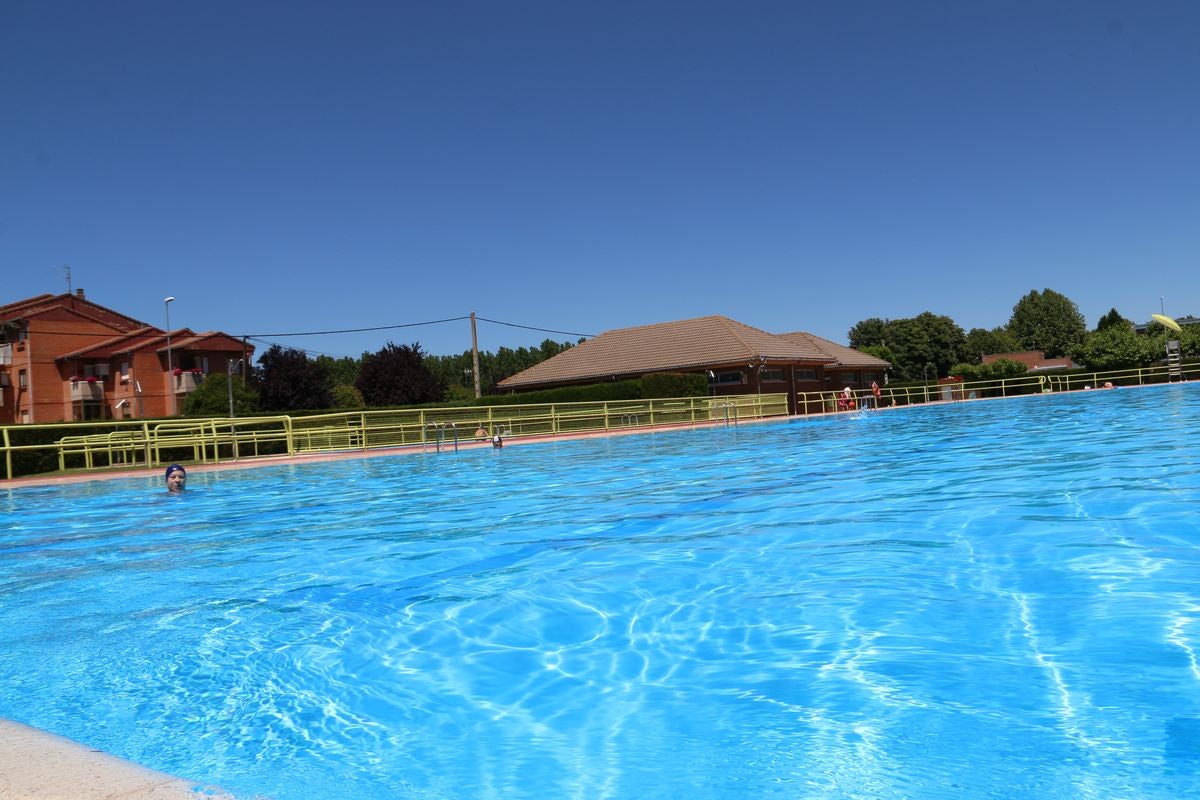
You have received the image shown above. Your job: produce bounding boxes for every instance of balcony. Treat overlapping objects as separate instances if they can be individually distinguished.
[0,343,11,365]
[173,370,204,394]
[69,379,105,402]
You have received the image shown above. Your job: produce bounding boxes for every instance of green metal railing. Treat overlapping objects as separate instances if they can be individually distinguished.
[1,394,788,481]
[3,360,1196,482]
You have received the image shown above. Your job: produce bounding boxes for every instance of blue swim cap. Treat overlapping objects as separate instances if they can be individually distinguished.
[165,464,186,479]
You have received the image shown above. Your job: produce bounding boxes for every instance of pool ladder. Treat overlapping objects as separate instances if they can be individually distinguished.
[714,402,739,428]
[424,422,459,453]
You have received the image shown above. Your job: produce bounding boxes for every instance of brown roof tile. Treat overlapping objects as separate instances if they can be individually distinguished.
[775,331,891,369]
[498,315,836,389]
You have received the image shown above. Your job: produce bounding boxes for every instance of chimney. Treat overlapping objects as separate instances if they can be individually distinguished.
[76,288,85,298]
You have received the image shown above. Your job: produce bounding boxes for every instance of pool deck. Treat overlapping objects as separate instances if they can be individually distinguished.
[0,718,231,799]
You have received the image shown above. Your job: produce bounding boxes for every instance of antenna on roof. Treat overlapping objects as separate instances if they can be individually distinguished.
[62,264,72,295]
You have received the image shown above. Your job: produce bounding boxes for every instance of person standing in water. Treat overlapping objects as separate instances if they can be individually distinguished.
[165,464,187,493]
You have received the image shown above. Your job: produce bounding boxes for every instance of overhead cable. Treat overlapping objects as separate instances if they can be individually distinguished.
[474,316,595,338]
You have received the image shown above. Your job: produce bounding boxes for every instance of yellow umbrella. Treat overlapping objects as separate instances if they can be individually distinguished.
[1152,313,1183,333]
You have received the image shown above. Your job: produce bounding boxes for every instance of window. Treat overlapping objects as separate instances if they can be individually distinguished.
[18,369,27,389]
[794,369,817,381]
[761,369,785,382]
[715,371,744,385]
[120,362,130,382]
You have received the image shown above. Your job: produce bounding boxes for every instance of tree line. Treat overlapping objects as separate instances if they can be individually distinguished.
[849,289,1198,383]
[186,288,1195,415]
[183,339,576,416]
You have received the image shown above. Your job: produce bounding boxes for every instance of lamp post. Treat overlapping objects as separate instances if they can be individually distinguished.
[227,358,242,419]
[164,296,175,415]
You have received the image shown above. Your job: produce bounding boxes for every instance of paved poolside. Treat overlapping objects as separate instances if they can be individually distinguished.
[0,718,232,799]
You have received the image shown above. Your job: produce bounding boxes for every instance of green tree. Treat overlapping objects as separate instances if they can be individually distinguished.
[183,374,260,416]
[865,312,966,382]
[330,384,365,409]
[847,318,890,349]
[847,314,964,382]
[1007,289,1087,358]
[1095,308,1129,332]
[1072,324,1156,371]
[254,345,332,411]
[315,355,361,390]
[962,327,1022,363]
[356,342,445,406]
[425,338,575,395]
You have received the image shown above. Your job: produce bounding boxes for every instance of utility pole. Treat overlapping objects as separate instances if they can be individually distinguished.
[470,312,481,399]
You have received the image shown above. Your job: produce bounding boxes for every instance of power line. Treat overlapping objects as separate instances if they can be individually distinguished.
[243,336,361,360]
[475,316,595,338]
[241,316,469,338]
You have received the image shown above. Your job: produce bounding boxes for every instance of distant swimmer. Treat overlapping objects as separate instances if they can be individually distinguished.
[492,433,503,449]
[165,464,187,493]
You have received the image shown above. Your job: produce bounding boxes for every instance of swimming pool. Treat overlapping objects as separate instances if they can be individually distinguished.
[2,384,1199,799]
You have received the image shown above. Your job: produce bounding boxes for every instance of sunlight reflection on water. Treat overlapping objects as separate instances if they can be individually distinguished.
[2,384,1200,799]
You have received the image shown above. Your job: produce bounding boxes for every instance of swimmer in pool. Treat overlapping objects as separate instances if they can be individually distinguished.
[165,464,187,493]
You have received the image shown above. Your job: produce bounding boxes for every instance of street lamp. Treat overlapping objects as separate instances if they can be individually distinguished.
[164,296,176,415]
[227,358,242,419]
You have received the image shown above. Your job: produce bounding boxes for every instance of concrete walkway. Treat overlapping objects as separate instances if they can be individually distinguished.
[0,718,231,799]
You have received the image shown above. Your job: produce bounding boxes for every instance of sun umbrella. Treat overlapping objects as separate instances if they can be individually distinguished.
[1152,313,1183,333]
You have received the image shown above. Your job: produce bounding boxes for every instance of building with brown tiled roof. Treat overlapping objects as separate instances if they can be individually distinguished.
[496,315,890,414]
[980,350,1076,371]
[0,290,251,423]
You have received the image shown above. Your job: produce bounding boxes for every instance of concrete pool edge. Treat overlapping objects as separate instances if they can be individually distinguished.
[0,717,234,799]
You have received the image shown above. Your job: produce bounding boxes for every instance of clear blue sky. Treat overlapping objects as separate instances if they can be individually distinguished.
[3,1,1197,361]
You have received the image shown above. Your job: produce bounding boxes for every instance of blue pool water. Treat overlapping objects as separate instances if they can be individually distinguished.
[3,384,1200,799]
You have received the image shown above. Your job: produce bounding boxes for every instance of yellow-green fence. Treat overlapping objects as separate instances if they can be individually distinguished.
[3,359,1195,482]
[1,394,787,481]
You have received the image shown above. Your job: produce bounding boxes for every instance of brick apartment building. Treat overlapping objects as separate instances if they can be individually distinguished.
[0,290,251,424]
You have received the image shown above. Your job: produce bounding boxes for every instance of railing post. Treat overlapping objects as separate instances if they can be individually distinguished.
[3,427,11,480]
[604,401,610,431]
[551,404,558,435]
